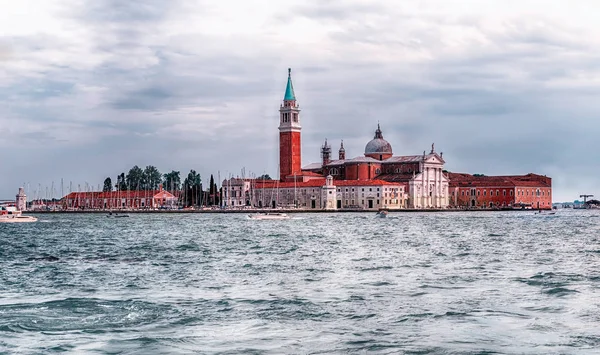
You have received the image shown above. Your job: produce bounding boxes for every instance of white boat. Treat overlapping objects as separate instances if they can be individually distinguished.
[376,209,388,218]
[535,210,556,215]
[248,212,290,220]
[0,207,38,223]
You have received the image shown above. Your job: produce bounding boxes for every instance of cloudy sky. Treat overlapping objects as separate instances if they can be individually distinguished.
[1,0,599,202]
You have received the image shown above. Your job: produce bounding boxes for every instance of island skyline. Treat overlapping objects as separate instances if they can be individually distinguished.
[2,1,599,202]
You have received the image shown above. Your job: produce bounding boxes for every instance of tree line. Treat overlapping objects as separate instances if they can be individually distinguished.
[102,165,221,207]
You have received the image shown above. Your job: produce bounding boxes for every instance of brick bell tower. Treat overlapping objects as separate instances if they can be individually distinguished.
[279,68,302,181]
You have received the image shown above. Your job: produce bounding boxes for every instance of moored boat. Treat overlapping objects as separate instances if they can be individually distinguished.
[0,207,38,223]
[376,209,388,218]
[107,211,129,218]
[248,212,290,220]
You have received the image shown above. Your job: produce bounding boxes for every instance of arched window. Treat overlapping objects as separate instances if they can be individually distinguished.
[375,168,381,174]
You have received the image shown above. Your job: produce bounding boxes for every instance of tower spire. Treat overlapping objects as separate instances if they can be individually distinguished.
[284,68,296,101]
[374,123,383,139]
[339,140,346,160]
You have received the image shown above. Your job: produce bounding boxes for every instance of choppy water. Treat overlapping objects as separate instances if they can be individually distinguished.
[1,210,600,354]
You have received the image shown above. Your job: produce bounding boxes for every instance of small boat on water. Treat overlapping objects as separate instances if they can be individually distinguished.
[535,210,556,215]
[0,207,38,223]
[376,209,388,218]
[248,212,290,220]
[107,212,129,218]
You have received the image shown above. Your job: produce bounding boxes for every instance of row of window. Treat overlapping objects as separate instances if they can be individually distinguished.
[454,188,551,198]
[458,189,512,197]
[281,112,299,123]
[516,189,550,196]
[331,167,416,175]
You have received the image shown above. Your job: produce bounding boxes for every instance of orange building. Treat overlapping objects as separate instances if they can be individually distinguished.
[448,173,552,210]
[63,186,178,210]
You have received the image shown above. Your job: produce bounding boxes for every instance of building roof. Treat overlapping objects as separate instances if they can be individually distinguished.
[304,153,441,170]
[302,162,323,170]
[364,124,392,155]
[284,68,296,101]
[447,172,551,188]
[252,178,403,189]
[63,190,178,199]
[376,173,417,183]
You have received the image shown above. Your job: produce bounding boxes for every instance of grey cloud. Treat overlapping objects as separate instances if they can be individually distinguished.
[82,0,177,24]
[4,2,600,202]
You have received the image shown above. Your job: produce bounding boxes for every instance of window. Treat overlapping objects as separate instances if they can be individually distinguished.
[377,188,380,191]
[377,193,379,197]
[483,190,487,196]
[362,188,364,191]
[510,190,513,196]
[293,113,298,122]
[369,188,372,192]
[477,191,480,196]
[377,200,379,204]
[496,190,499,196]
[503,190,506,196]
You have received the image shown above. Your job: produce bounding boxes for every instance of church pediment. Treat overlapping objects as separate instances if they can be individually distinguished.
[424,154,445,164]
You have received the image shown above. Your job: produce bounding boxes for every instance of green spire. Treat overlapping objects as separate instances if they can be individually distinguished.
[284,68,296,101]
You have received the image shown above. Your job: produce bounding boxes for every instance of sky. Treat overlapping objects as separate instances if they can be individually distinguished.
[1,0,599,202]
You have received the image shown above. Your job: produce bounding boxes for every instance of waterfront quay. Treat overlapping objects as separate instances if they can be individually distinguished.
[30,207,530,214]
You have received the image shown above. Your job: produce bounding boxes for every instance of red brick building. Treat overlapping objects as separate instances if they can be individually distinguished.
[63,186,178,210]
[448,173,552,210]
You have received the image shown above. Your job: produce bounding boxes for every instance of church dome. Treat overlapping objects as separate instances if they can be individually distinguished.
[364,124,392,155]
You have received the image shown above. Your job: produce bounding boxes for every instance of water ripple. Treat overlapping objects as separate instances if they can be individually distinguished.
[1,210,599,353]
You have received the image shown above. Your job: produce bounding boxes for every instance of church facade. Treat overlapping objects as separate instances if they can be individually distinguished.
[222,69,450,210]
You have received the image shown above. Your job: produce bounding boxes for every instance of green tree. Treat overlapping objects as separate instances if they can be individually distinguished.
[209,174,215,205]
[162,170,181,191]
[126,165,144,190]
[143,165,162,190]
[182,170,202,206]
[257,174,272,180]
[103,177,113,192]
[115,173,127,191]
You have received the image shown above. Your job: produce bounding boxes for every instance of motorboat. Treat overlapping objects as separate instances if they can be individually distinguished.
[376,209,388,218]
[248,212,290,220]
[535,210,556,215]
[0,207,38,223]
[107,212,129,218]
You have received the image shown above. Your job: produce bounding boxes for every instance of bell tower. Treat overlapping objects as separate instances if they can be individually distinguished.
[279,68,302,181]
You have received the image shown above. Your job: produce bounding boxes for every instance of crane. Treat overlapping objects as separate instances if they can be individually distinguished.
[580,194,594,204]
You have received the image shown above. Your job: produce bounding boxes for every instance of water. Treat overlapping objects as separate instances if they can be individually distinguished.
[1,210,600,354]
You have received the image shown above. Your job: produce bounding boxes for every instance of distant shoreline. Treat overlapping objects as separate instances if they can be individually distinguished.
[27,208,544,214]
